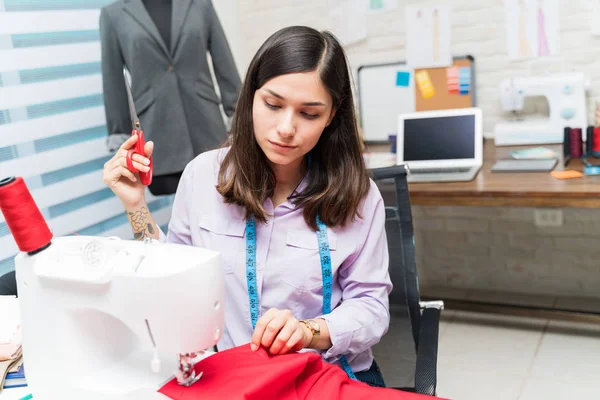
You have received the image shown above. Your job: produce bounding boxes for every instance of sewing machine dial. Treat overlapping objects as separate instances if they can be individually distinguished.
[32,237,117,284]
[83,240,109,269]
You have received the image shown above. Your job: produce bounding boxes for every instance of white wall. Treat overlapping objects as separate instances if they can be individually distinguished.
[237,0,600,136]
[213,0,242,76]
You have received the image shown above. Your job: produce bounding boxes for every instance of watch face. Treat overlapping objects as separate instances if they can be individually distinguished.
[307,320,320,332]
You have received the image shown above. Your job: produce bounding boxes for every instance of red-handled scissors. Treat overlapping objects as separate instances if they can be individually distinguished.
[124,71,153,186]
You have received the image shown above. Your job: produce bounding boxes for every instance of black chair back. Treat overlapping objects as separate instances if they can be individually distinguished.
[370,165,422,349]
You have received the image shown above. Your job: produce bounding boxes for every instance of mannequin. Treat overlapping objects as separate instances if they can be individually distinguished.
[100,0,241,195]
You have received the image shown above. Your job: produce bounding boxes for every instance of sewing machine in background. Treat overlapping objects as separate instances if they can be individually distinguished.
[494,72,590,146]
[14,236,224,400]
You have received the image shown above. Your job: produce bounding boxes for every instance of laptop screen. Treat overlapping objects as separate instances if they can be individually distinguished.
[403,115,476,161]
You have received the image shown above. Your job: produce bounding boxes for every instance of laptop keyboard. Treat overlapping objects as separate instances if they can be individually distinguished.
[410,167,472,174]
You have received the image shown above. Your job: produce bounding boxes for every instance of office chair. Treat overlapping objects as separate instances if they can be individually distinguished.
[370,164,444,396]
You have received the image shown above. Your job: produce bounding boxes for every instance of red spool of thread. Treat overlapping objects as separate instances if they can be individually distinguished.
[0,177,53,254]
[569,128,583,158]
[593,128,600,154]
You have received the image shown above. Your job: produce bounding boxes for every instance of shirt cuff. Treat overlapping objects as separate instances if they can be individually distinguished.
[316,315,352,363]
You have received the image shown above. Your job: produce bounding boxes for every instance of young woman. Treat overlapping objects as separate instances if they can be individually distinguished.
[103,25,392,387]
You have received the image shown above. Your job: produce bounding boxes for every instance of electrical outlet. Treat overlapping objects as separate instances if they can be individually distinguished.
[534,209,563,227]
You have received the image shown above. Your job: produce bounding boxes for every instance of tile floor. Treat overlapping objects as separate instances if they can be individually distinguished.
[374,306,600,400]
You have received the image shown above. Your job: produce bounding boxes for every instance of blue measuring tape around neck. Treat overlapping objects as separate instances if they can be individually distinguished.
[245,215,357,380]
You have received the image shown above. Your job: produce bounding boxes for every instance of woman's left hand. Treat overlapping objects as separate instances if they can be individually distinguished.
[250,308,312,355]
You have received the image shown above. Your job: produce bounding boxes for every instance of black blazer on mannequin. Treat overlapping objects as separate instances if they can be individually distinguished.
[99,0,241,179]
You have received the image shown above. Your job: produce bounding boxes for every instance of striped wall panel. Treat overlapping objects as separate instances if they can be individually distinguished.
[0,0,174,277]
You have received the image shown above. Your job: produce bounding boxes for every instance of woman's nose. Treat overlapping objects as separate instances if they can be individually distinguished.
[276,112,296,137]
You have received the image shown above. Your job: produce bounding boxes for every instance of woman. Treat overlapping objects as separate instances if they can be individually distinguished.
[103,25,392,387]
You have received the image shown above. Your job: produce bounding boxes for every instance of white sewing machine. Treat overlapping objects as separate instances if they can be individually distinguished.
[14,235,224,400]
[493,72,590,146]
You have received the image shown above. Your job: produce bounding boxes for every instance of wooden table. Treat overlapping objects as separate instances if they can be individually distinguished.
[368,139,600,208]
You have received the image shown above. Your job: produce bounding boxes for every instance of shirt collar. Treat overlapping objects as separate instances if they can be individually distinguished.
[278,169,310,211]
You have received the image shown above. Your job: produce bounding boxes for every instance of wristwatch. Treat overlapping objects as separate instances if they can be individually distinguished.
[300,319,320,348]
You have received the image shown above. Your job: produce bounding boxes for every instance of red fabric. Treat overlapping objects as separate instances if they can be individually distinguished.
[159,344,448,400]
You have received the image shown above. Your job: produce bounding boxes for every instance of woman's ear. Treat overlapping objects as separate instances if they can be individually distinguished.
[326,107,337,127]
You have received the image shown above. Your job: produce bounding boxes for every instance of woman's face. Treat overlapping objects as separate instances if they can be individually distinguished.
[252,71,335,168]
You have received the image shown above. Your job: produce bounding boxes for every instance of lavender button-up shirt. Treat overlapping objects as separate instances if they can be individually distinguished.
[159,148,392,372]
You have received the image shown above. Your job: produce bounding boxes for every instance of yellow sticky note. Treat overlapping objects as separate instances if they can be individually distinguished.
[416,70,435,99]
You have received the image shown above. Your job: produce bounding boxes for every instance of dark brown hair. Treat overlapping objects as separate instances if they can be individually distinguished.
[217,26,370,230]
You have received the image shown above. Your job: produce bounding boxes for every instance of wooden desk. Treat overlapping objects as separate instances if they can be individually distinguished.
[368,139,600,208]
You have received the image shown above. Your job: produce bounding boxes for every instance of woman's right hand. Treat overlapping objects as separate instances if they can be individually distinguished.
[103,135,154,208]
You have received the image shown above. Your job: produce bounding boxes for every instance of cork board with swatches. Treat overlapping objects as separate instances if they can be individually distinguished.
[357,55,476,143]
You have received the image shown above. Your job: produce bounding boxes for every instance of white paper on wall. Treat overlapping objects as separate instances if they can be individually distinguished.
[405,5,452,69]
[328,0,368,46]
[505,0,560,60]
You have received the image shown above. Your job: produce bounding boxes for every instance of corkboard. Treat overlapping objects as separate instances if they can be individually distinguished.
[415,56,475,111]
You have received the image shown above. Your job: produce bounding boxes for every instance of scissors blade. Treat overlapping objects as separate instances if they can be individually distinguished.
[123,69,140,130]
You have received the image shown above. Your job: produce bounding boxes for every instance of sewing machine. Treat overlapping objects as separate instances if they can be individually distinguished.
[14,235,224,400]
[493,72,590,146]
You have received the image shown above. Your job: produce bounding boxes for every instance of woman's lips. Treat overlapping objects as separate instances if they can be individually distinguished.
[269,140,297,151]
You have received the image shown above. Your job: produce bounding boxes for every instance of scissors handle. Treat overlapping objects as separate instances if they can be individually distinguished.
[126,129,153,186]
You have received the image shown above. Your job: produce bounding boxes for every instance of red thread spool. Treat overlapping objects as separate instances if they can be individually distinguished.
[593,128,600,154]
[0,177,53,254]
[569,128,583,158]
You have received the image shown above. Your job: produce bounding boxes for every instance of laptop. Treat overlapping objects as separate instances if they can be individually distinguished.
[396,107,483,183]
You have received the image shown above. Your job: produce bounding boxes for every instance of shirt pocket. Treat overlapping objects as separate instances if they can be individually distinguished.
[281,229,338,291]
[198,213,246,274]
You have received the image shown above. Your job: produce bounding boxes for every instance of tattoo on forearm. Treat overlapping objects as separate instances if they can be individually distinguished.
[127,207,154,240]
